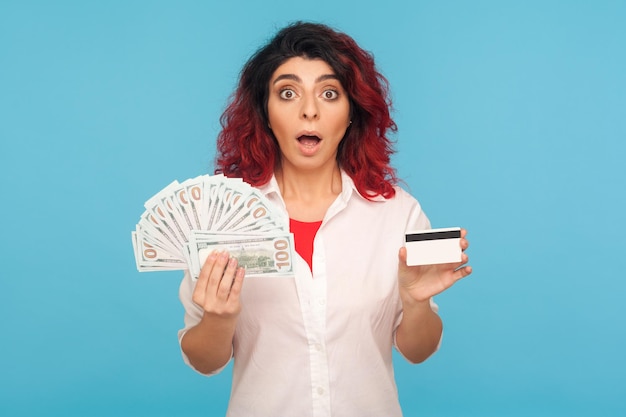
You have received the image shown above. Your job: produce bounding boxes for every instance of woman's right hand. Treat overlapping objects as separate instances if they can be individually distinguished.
[192,250,245,320]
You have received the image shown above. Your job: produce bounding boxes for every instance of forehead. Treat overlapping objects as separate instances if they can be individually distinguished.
[271,57,336,81]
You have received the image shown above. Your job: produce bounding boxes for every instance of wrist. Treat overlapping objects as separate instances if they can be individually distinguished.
[399,287,432,308]
[199,312,238,331]
[399,293,440,331]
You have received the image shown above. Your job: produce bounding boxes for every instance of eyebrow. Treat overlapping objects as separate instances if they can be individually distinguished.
[272,73,339,85]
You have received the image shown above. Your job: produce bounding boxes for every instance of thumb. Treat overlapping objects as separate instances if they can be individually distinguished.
[398,246,408,267]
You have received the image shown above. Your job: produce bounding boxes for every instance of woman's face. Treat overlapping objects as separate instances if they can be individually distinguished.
[267,57,351,173]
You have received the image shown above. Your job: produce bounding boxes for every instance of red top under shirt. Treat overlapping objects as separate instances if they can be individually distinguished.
[289,218,322,273]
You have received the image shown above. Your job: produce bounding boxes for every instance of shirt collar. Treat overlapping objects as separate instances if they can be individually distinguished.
[257,169,387,203]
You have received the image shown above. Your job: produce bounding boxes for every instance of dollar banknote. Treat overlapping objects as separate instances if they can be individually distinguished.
[185,231,295,279]
[132,174,293,278]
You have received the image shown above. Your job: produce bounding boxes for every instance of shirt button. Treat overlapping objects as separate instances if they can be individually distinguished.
[318,299,326,305]
[315,343,323,351]
[317,387,324,395]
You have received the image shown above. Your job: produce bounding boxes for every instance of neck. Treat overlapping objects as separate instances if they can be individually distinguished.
[275,162,342,221]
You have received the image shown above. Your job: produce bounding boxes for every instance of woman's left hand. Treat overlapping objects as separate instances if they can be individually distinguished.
[397,228,473,303]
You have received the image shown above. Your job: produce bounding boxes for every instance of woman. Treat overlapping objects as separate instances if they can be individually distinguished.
[178,22,472,416]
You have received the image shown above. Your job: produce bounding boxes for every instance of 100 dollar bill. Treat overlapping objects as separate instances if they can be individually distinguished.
[186,232,295,279]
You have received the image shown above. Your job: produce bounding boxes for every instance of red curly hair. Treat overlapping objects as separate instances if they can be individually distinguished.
[215,22,398,199]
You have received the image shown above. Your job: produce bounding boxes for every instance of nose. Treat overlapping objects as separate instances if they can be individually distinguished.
[300,95,319,120]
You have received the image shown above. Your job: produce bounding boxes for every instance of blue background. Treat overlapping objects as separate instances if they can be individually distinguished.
[1,1,625,416]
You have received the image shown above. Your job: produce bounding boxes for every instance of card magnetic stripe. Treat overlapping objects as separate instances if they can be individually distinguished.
[405,230,461,242]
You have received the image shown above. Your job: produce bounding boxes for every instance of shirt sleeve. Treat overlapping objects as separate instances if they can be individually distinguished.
[391,188,443,362]
[177,270,233,375]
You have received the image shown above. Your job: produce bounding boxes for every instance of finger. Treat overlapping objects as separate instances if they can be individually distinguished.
[460,228,469,250]
[193,250,219,303]
[453,251,472,276]
[397,247,421,275]
[228,267,246,300]
[461,252,469,265]
[398,247,408,265]
[453,265,473,280]
[445,252,470,273]
[216,256,239,299]
[208,251,231,294]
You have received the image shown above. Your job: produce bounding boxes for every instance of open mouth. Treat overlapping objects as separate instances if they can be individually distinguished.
[297,134,321,147]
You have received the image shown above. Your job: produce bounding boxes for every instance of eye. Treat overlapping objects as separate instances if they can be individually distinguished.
[279,89,296,100]
[322,89,339,100]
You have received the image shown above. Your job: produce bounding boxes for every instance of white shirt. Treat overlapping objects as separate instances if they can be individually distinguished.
[178,171,438,417]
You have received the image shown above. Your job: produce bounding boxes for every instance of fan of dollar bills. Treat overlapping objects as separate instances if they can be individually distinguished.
[131,174,295,279]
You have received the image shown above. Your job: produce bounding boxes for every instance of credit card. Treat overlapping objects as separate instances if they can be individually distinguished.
[405,227,462,266]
